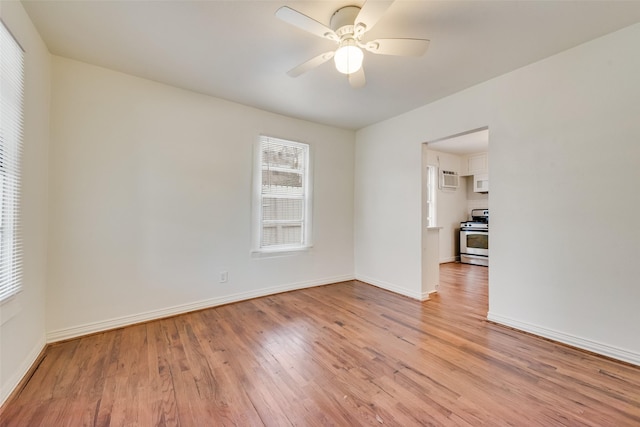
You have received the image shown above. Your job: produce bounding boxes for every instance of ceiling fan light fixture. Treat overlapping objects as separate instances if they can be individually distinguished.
[334,39,363,75]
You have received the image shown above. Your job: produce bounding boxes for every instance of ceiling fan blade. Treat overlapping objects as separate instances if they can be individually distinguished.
[354,0,394,36]
[275,7,338,41]
[349,67,366,89]
[363,38,430,56]
[287,51,335,77]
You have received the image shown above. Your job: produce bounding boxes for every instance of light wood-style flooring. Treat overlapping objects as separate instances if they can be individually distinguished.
[2,263,639,426]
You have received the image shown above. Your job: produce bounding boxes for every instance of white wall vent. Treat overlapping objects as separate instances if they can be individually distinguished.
[440,170,459,189]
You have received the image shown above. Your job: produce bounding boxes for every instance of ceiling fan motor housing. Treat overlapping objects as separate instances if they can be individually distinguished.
[330,6,361,38]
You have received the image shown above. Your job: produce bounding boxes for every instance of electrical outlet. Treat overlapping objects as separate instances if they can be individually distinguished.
[219,271,228,283]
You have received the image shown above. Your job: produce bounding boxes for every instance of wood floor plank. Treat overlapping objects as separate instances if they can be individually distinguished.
[2,263,640,426]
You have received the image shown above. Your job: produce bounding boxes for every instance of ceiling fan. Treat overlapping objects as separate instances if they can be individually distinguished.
[275,1,430,88]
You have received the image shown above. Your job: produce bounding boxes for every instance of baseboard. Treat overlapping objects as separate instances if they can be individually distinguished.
[0,335,46,407]
[355,274,423,300]
[421,290,437,301]
[487,312,640,366]
[46,274,354,343]
[439,256,457,264]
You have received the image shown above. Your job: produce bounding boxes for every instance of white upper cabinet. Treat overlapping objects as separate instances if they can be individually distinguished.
[467,152,488,175]
[460,152,488,176]
[460,152,489,192]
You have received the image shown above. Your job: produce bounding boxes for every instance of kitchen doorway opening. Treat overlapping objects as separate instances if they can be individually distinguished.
[421,127,490,297]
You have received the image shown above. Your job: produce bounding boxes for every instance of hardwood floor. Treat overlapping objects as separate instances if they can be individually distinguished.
[2,263,640,426]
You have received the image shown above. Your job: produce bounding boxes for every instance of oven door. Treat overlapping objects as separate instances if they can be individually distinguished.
[460,230,489,257]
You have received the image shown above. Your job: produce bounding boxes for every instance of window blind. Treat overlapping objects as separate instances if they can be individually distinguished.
[0,20,25,302]
[259,136,309,249]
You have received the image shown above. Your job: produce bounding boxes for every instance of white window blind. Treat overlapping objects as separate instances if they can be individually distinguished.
[426,165,437,227]
[0,21,25,302]
[257,136,310,250]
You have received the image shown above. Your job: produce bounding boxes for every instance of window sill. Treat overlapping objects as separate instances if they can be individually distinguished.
[251,245,313,258]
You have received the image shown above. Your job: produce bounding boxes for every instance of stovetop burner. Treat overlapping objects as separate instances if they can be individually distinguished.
[460,221,488,230]
[461,209,489,230]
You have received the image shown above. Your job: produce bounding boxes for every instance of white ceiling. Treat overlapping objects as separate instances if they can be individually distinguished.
[428,128,488,155]
[22,0,640,130]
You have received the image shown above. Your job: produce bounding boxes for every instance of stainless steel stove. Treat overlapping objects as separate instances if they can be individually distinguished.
[460,209,489,266]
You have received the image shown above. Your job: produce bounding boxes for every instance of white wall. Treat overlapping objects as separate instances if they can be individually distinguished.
[0,1,50,404]
[354,121,423,298]
[355,24,640,364]
[47,57,355,339]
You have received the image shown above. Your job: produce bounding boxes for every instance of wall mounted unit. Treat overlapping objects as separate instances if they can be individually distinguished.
[474,173,489,193]
[440,170,459,189]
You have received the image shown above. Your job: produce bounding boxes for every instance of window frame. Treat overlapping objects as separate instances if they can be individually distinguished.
[252,136,312,254]
[425,165,437,227]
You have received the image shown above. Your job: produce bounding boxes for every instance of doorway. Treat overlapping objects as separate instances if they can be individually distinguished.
[421,128,490,294]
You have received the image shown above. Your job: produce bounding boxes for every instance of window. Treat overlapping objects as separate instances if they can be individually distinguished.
[426,165,437,227]
[0,21,25,302]
[254,136,311,252]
